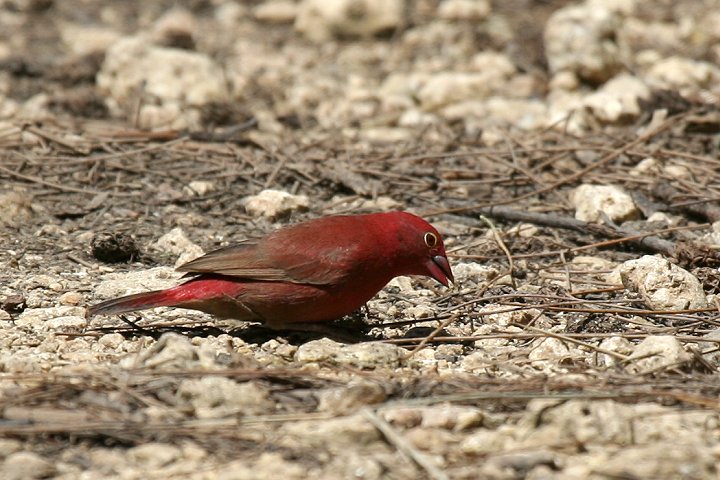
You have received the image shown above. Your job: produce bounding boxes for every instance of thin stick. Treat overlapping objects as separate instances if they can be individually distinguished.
[404,314,461,360]
[518,325,630,361]
[0,164,129,196]
[66,253,95,269]
[425,111,686,216]
[264,154,287,189]
[480,215,516,288]
[362,408,449,480]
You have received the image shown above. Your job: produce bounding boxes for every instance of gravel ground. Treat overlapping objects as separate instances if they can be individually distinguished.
[1,1,720,478]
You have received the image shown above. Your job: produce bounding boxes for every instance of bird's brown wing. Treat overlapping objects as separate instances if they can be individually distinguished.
[176,220,366,285]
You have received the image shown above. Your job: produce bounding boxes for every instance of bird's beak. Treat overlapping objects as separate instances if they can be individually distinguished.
[427,255,454,287]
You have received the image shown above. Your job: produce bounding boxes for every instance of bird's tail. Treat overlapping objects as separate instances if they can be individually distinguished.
[87,289,176,317]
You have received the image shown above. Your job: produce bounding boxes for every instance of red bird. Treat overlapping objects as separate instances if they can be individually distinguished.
[87,211,454,328]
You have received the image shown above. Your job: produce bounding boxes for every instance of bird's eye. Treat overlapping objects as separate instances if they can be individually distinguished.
[424,232,438,248]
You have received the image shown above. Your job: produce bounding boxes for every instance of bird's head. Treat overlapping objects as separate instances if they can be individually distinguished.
[385,212,454,287]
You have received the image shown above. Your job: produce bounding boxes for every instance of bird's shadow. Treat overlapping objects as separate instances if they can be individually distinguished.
[89,312,381,345]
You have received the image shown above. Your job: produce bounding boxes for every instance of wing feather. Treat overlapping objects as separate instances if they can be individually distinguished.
[176,217,373,285]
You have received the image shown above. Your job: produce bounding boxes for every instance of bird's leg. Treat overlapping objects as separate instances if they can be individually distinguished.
[117,314,153,335]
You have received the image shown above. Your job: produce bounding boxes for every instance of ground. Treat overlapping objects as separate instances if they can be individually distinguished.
[1,0,720,479]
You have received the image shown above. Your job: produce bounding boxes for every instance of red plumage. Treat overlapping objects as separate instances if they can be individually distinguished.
[87,211,453,328]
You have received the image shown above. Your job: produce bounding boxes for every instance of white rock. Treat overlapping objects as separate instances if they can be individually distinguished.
[647,211,673,224]
[583,73,650,123]
[295,338,404,368]
[242,189,310,218]
[645,57,720,91]
[595,443,715,479]
[0,439,22,457]
[571,255,622,286]
[700,221,720,247]
[587,0,636,14]
[58,291,83,306]
[506,223,539,238]
[570,255,617,271]
[92,267,178,300]
[280,414,381,450]
[632,405,718,445]
[663,164,691,179]
[325,453,384,480]
[383,407,423,428]
[479,305,545,327]
[16,306,85,326]
[0,190,34,228]
[88,448,127,472]
[385,404,486,432]
[128,443,181,469]
[515,400,621,448]
[176,377,272,418]
[480,127,505,146]
[379,71,430,100]
[571,184,639,223]
[470,51,518,76]
[398,109,437,127]
[544,4,621,83]
[359,196,402,211]
[295,0,404,42]
[480,450,558,475]
[698,329,720,366]
[385,276,431,296]
[213,453,306,479]
[152,227,204,266]
[254,0,298,23]
[452,262,500,284]
[619,17,682,55]
[597,337,634,367]
[404,427,459,453]
[418,62,515,110]
[528,337,571,368]
[620,256,708,310]
[134,103,183,129]
[437,0,491,20]
[630,157,660,176]
[97,36,229,128]
[214,2,248,26]
[360,127,413,143]
[262,338,298,360]
[59,24,121,55]
[626,335,692,374]
[125,333,198,370]
[16,92,51,121]
[549,71,580,92]
[423,404,485,431]
[518,399,719,468]
[442,97,547,130]
[317,380,386,413]
[404,303,436,319]
[545,89,588,134]
[27,274,57,289]
[186,180,215,196]
[461,427,513,454]
[44,316,87,331]
[635,49,663,68]
[601,270,623,286]
[98,333,125,349]
[0,452,55,480]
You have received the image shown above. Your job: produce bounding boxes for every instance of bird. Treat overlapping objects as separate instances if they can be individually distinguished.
[87,211,454,329]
